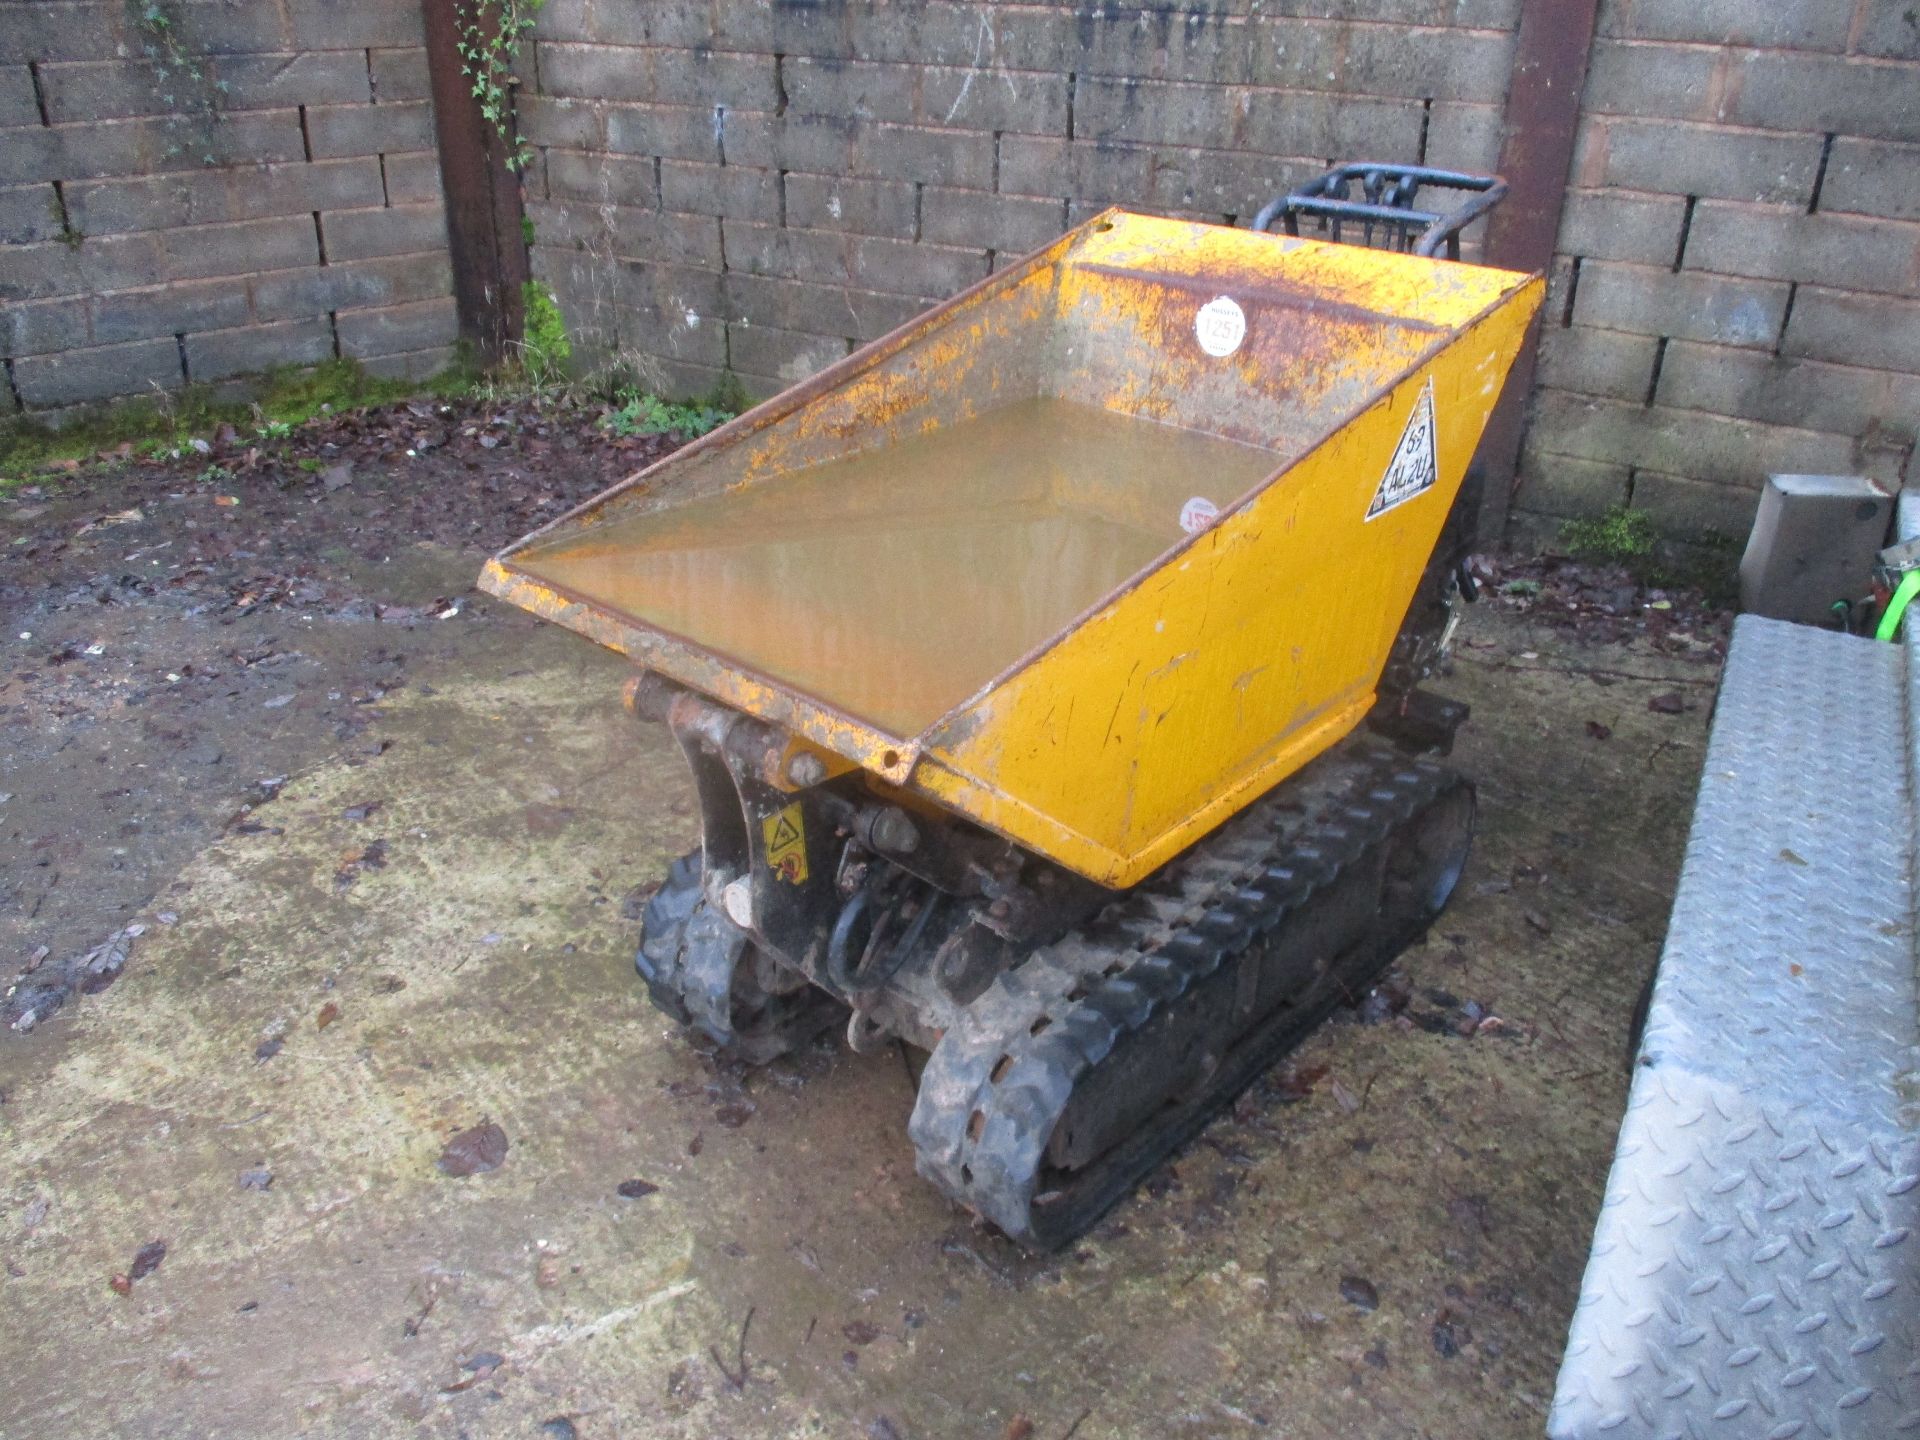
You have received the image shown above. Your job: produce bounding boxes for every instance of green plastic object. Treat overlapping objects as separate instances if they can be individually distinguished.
[1875,569,1920,642]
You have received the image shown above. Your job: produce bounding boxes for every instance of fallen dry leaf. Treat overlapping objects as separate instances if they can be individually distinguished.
[437,1121,509,1178]
[316,1001,340,1029]
[129,1239,167,1281]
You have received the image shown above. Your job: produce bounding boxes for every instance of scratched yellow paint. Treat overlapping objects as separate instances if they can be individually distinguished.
[480,210,1544,886]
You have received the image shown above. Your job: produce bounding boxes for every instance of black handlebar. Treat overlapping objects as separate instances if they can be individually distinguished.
[1252,163,1508,260]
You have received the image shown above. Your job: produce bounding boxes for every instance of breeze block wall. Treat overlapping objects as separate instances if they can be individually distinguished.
[1,0,458,415]
[518,0,1521,402]
[520,0,1920,545]
[1515,0,1920,543]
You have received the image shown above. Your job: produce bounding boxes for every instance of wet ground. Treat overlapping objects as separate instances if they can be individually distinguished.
[0,408,1728,1439]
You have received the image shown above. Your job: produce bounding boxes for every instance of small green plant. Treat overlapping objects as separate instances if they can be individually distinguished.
[1500,578,1542,597]
[1560,505,1657,565]
[519,279,572,385]
[456,0,545,172]
[601,391,733,441]
[254,418,294,442]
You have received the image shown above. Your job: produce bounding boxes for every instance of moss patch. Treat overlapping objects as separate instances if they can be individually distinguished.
[0,358,477,488]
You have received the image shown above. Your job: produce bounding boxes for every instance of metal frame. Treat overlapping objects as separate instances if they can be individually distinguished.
[1253,163,1509,260]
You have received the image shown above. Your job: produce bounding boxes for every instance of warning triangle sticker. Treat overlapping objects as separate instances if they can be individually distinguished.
[1365,378,1438,521]
[769,814,801,850]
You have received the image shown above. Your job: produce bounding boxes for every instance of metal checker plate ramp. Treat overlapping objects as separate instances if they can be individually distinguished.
[1549,615,1920,1440]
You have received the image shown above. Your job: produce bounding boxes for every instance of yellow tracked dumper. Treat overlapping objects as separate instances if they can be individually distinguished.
[482,167,1543,1248]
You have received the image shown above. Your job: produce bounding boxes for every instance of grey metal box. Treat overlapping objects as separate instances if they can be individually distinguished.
[1738,473,1892,625]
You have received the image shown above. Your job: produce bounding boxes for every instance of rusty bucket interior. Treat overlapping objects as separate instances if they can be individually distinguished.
[481,210,1542,883]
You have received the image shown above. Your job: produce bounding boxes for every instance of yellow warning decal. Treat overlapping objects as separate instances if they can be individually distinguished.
[763,804,808,885]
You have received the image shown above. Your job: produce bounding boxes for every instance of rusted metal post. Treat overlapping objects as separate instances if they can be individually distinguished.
[1474,0,1602,542]
[422,0,530,368]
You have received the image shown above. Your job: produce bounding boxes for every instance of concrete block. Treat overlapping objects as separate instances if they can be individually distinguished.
[549,150,658,209]
[1602,121,1824,206]
[1076,10,1257,86]
[659,160,779,222]
[1725,51,1920,146]
[603,102,721,162]
[288,0,423,50]
[1536,325,1661,402]
[537,42,776,109]
[722,272,924,343]
[305,101,434,160]
[67,157,383,235]
[1529,390,1858,487]
[249,251,452,322]
[1241,88,1425,163]
[322,203,447,262]
[784,57,918,125]
[0,231,163,301]
[717,111,858,173]
[1554,188,1687,266]
[1424,101,1504,175]
[1574,260,1790,349]
[38,60,165,123]
[0,184,65,246]
[336,296,458,358]
[13,335,181,404]
[784,172,918,239]
[1631,469,1765,539]
[215,51,371,111]
[1581,40,1720,122]
[1781,286,1920,373]
[1599,0,1851,50]
[0,3,120,64]
[90,277,250,345]
[1684,200,1920,296]
[916,60,1070,135]
[525,199,721,268]
[359,344,457,382]
[369,47,430,104]
[1149,145,1308,221]
[0,296,90,359]
[1003,136,1153,205]
[172,0,293,56]
[625,0,773,53]
[610,258,728,322]
[1511,448,1633,519]
[383,151,443,205]
[1857,0,1920,59]
[1249,19,1514,102]
[1819,138,1920,223]
[163,215,318,279]
[854,123,995,191]
[1656,340,1920,437]
[772,2,1064,69]
[721,221,987,298]
[517,95,607,152]
[1738,473,1892,621]
[919,186,1066,252]
[725,321,846,382]
[0,65,43,128]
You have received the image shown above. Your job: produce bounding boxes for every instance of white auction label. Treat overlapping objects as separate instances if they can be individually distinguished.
[1195,296,1246,357]
[1179,496,1220,534]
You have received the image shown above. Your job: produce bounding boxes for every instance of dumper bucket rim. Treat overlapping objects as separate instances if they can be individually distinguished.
[480,210,1541,784]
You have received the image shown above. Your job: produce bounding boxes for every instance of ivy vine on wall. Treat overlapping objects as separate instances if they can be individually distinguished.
[128,0,230,165]
[455,0,545,172]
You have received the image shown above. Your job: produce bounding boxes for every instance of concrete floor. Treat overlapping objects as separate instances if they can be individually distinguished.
[0,588,1719,1439]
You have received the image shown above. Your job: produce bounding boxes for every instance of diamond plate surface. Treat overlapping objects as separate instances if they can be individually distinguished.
[1550,616,1920,1440]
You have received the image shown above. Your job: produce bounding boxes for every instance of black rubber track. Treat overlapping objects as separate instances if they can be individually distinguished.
[908,737,1469,1249]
